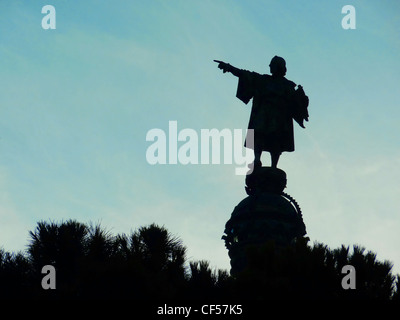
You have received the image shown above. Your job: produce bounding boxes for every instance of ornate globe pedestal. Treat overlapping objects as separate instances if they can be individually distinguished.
[222,167,306,275]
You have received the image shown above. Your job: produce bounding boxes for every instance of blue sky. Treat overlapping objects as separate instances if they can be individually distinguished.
[1,0,400,275]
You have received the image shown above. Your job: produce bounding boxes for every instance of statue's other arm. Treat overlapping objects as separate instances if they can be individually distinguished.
[214,60,242,77]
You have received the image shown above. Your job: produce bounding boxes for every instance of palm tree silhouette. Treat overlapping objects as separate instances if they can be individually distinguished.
[0,249,32,298]
[28,220,88,298]
[0,219,398,300]
[114,223,187,299]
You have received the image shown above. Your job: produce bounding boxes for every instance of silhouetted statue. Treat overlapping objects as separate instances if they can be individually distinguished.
[214,56,309,168]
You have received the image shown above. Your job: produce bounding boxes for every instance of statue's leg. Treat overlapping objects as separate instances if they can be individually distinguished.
[271,152,281,168]
[254,147,262,167]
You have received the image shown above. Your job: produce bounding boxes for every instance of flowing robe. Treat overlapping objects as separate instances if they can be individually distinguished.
[236,70,296,153]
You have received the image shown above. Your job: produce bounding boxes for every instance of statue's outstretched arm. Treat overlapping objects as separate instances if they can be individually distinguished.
[214,60,242,77]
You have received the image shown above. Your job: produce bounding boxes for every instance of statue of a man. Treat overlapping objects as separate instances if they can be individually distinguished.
[214,56,309,169]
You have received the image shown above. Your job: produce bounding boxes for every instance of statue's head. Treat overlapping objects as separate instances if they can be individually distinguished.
[269,56,286,77]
